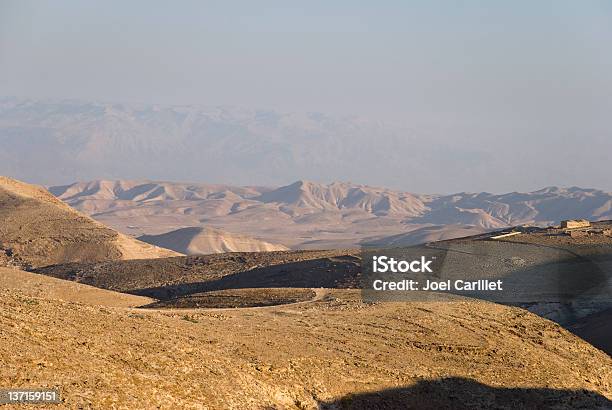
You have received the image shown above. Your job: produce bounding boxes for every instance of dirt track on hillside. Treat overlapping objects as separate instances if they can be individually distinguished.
[1,287,611,409]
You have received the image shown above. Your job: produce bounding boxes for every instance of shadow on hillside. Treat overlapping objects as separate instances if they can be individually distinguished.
[318,377,611,410]
[361,243,612,355]
[129,256,361,299]
[36,243,611,355]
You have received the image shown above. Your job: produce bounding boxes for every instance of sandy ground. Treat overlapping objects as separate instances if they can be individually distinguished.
[1,270,611,408]
[34,235,612,359]
[0,267,152,308]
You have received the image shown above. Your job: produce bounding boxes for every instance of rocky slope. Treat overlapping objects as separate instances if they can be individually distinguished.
[1,281,610,408]
[363,224,488,247]
[0,176,180,268]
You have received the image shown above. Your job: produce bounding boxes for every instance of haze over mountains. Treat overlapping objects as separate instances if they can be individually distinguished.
[51,179,612,250]
[3,97,610,250]
[3,97,610,193]
[3,3,612,406]
[0,97,422,189]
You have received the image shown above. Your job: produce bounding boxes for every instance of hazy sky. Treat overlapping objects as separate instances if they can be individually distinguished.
[1,1,611,191]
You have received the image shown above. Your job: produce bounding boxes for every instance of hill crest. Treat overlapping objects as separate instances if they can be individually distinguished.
[0,176,181,268]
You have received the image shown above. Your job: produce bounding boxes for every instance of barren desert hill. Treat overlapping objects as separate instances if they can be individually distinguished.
[0,267,153,307]
[255,180,428,216]
[49,178,266,203]
[50,179,612,249]
[1,175,76,211]
[3,199,610,408]
[0,176,180,268]
[1,284,611,408]
[138,226,289,255]
[363,224,489,247]
[35,249,357,297]
[50,178,428,217]
[35,223,612,357]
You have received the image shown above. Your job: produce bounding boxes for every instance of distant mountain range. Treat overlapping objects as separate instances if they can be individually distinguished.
[0,97,427,188]
[6,97,606,193]
[50,179,612,249]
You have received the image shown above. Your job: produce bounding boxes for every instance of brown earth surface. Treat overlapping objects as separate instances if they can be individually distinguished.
[34,250,360,298]
[501,220,612,249]
[0,176,180,269]
[569,308,612,355]
[1,281,611,409]
[34,228,612,359]
[0,267,153,308]
[3,177,611,408]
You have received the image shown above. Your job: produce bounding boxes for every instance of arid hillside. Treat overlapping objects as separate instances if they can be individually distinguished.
[0,176,180,268]
[1,270,610,408]
[138,226,288,255]
[0,267,152,307]
[35,250,357,297]
[50,179,612,249]
[2,175,611,408]
[36,223,612,357]
[363,224,488,247]
[3,209,612,408]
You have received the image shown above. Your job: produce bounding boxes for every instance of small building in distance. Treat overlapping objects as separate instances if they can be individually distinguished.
[561,219,591,229]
